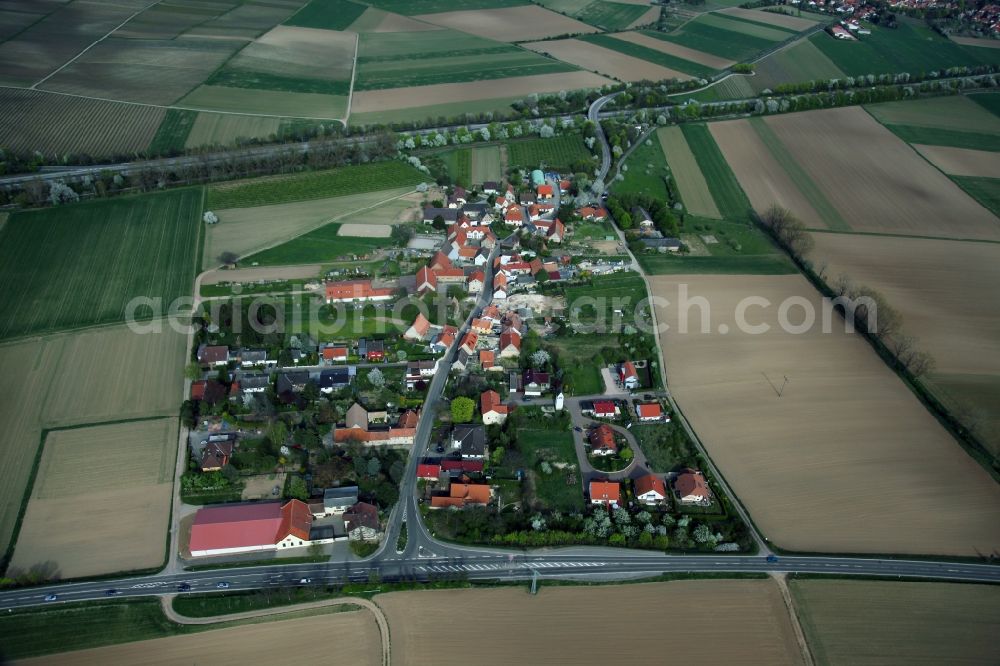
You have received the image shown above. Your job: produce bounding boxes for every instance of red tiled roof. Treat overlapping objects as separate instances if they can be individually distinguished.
[479,350,496,367]
[408,313,431,337]
[622,361,638,380]
[191,380,207,401]
[440,460,484,473]
[537,184,553,196]
[469,270,485,284]
[450,483,491,504]
[189,502,289,553]
[637,403,662,419]
[481,390,509,416]
[323,347,347,360]
[589,424,617,451]
[278,499,312,542]
[593,401,616,415]
[417,463,442,479]
[499,331,520,351]
[635,474,666,498]
[325,280,392,301]
[460,331,478,351]
[430,496,465,508]
[590,480,621,503]
[416,266,437,291]
[430,251,452,270]
[675,469,710,500]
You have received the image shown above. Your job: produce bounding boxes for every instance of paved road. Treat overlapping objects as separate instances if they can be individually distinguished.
[589,92,619,188]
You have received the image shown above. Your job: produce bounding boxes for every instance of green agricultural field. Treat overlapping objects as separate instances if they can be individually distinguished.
[952,176,1000,217]
[680,124,752,220]
[349,95,528,126]
[0,189,202,340]
[364,0,528,14]
[205,70,351,96]
[517,428,584,513]
[507,134,593,171]
[565,272,648,327]
[970,91,1000,116]
[429,148,473,186]
[284,0,368,29]
[471,145,502,183]
[147,109,198,155]
[680,74,755,103]
[651,16,782,61]
[637,253,796,275]
[865,96,1000,150]
[575,1,652,30]
[206,161,424,209]
[241,223,391,266]
[746,117,848,229]
[685,217,782,257]
[580,33,717,78]
[697,12,797,41]
[179,85,348,120]
[751,39,845,93]
[615,134,670,199]
[184,113,283,149]
[355,31,574,90]
[810,20,1000,77]
[883,125,1000,151]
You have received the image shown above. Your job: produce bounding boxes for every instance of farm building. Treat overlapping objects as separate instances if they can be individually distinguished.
[325,279,394,304]
[188,500,313,557]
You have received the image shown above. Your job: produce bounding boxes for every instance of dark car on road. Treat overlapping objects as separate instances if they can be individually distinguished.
[177,583,191,592]
[44,594,57,602]
[216,582,230,589]
[766,555,779,563]
[105,589,119,597]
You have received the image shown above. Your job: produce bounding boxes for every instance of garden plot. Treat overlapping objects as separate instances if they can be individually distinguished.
[10,419,176,579]
[40,37,245,106]
[414,5,596,41]
[650,273,1000,555]
[523,38,691,82]
[658,126,720,218]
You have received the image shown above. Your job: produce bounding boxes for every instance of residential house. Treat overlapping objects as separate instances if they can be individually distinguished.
[521,369,550,396]
[620,361,640,390]
[319,368,352,394]
[536,184,553,201]
[467,270,485,294]
[504,205,525,227]
[641,238,682,252]
[237,373,270,395]
[588,424,618,456]
[276,372,310,400]
[470,318,493,335]
[452,349,471,373]
[404,313,432,342]
[493,272,508,299]
[238,349,269,368]
[440,460,484,476]
[429,251,452,271]
[460,331,478,355]
[191,379,226,404]
[430,483,491,508]
[334,408,419,446]
[498,330,520,358]
[634,474,667,505]
[423,207,460,224]
[325,279,394,304]
[320,486,359,516]
[481,304,501,322]
[451,424,487,459]
[200,441,234,472]
[462,202,489,221]
[197,344,229,367]
[576,206,608,221]
[343,502,380,541]
[591,400,618,419]
[675,469,711,504]
[416,266,437,295]
[322,346,348,364]
[405,360,436,389]
[482,181,499,195]
[480,390,509,425]
[417,462,443,480]
[479,349,500,371]
[365,339,385,362]
[636,402,663,422]
[559,179,571,194]
[589,480,621,508]
[431,325,458,353]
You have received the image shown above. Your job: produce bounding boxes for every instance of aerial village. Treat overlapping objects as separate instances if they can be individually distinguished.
[180,168,751,562]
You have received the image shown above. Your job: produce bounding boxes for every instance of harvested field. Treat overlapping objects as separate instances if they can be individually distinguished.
[808,232,1000,455]
[951,35,1000,48]
[719,6,819,30]
[414,5,597,41]
[650,273,1000,555]
[380,580,804,666]
[0,189,202,340]
[213,25,356,89]
[339,223,392,237]
[351,71,611,113]
[610,30,734,69]
[0,88,165,159]
[698,12,794,41]
[912,144,1000,177]
[179,85,348,120]
[40,37,244,106]
[523,38,691,81]
[184,113,282,149]
[10,419,176,579]
[658,126,721,218]
[0,324,186,556]
[758,107,1000,239]
[709,118,824,227]
[628,6,661,28]
[581,32,717,78]
[25,608,381,666]
[186,1,303,39]
[205,188,413,269]
[791,580,1000,666]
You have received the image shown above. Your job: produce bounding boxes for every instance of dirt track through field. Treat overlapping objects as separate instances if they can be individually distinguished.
[650,273,1000,555]
[912,144,1000,177]
[351,71,611,113]
[379,580,804,666]
[523,38,692,82]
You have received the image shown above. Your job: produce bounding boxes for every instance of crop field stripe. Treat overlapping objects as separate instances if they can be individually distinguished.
[950,176,1000,218]
[969,91,1000,117]
[696,13,797,41]
[574,1,652,31]
[364,0,529,15]
[205,70,352,96]
[746,117,849,230]
[284,0,368,30]
[881,124,1000,152]
[579,33,717,78]
[206,161,424,209]
[637,254,797,274]
[147,108,197,155]
[657,126,721,218]
[680,124,753,221]
[660,19,778,61]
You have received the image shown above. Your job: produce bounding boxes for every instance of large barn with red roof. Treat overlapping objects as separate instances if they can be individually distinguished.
[188,500,313,557]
